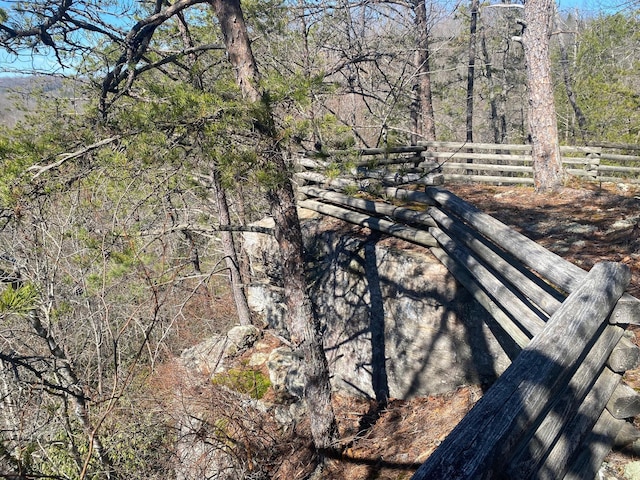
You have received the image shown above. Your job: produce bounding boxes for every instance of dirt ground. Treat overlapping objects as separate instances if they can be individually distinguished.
[320,181,640,479]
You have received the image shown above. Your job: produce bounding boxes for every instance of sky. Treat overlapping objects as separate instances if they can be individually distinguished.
[556,0,626,14]
[0,0,631,77]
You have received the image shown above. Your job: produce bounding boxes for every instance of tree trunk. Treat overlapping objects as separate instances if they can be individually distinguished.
[480,27,506,145]
[413,0,436,142]
[558,32,588,142]
[177,15,252,327]
[209,0,338,452]
[522,0,564,192]
[466,0,479,145]
[212,166,253,326]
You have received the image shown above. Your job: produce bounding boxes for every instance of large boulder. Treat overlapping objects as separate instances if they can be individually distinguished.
[244,212,512,399]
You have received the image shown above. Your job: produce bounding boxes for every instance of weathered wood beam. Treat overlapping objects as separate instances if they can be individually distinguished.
[298,200,437,248]
[563,409,626,480]
[411,262,631,480]
[429,226,547,338]
[352,156,431,167]
[607,336,640,373]
[294,171,355,188]
[382,187,438,206]
[443,174,536,185]
[541,368,622,480]
[425,187,640,324]
[358,170,444,186]
[505,326,624,478]
[429,246,530,352]
[299,186,436,228]
[606,382,640,419]
[442,161,533,172]
[429,206,564,317]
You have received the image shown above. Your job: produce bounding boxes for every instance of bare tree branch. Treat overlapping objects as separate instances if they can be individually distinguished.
[27,136,122,179]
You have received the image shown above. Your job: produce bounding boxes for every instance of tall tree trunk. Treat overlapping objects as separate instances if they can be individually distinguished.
[466,0,479,144]
[522,0,564,192]
[177,14,252,326]
[481,27,506,145]
[558,32,588,142]
[413,0,436,142]
[209,0,338,452]
[212,166,253,326]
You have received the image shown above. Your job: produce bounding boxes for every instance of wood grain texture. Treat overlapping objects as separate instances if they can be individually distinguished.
[411,262,630,480]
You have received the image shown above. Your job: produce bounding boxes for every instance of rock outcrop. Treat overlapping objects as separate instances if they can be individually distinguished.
[244,211,512,399]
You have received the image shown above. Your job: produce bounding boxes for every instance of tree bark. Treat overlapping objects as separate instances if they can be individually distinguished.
[522,0,564,192]
[480,27,506,145]
[176,14,252,327]
[209,0,338,452]
[466,0,479,144]
[413,0,436,142]
[558,31,588,142]
[212,166,253,326]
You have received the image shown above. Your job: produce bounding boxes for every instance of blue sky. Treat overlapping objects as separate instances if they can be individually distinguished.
[556,0,624,14]
[0,0,630,77]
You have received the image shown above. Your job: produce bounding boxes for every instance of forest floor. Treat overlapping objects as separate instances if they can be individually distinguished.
[318,180,640,480]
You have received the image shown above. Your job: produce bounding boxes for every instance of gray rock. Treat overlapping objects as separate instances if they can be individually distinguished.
[245,213,511,400]
[180,335,227,375]
[266,346,305,400]
[625,461,640,480]
[224,325,261,356]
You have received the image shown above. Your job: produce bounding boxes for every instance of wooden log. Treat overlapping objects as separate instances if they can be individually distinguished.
[595,175,640,185]
[425,151,534,162]
[295,157,329,169]
[331,145,427,156]
[606,382,640,419]
[425,187,640,324]
[299,186,437,228]
[441,162,533,172]
[298,200,438,248]
[598,164,640,173]
[506,327,624,479]
[419,140,535,152]
[607,336,640,373]
[411,262,631,480]
[559,145,602,154]
[358,171,443,186]
[563,409,625,480]
[384,173,444,186]
[428,206,564,317]
[426,186,584,291]
[561,157,600,165]
[382,187,438,206]
[352,156,434,167]
[611,294,640,325]
[599,152,640,163]
[429,226,547,338]
[429,246,530,351]
[294,171,355,189]
[443,174,535,185]
[535,371,623,480]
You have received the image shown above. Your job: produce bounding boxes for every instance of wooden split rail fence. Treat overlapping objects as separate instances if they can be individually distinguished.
[296,141,640,185]
[296,177,640,478]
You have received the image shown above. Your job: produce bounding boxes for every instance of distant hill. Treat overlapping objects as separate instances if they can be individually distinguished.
[0,76,66,126]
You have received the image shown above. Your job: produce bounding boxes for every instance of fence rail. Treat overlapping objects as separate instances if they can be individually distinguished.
[297,141,640,185]
[296,178,640,479]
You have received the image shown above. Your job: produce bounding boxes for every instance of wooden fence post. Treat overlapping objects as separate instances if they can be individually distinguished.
[411,262,631,480]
